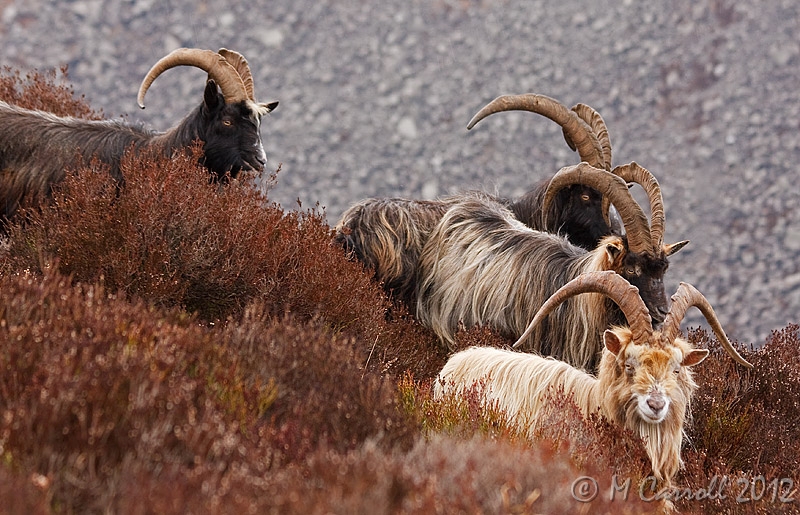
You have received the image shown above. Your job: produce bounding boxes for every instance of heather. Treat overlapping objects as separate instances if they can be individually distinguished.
[0,69,798,514]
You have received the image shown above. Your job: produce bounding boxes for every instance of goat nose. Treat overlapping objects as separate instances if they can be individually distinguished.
[647,395,666,413]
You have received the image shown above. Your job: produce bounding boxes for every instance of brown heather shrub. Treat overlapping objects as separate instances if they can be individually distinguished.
[0,66,102,119]
[0,467,50,515]
[258,435,661,515]
[5,147,293,320]
[399,373,525,442]
[0,271,277,511]
[672,326,800,514]
[102,434,661,514]
[2,138,445,379]
[221,306,419,462]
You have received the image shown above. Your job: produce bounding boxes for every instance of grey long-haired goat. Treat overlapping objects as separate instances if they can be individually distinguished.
[0,48,278,224]
[416,162,689,371]
[334,94,622,305]
[435,271,751,486]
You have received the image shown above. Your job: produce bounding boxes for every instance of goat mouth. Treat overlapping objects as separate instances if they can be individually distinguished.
[640,410,666,424]
[241,158,265,173]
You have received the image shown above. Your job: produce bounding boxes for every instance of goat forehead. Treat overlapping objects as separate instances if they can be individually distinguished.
[627,253,669,274]
[628,345,677,375]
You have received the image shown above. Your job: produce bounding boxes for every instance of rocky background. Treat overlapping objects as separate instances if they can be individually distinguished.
[0,0,797,345]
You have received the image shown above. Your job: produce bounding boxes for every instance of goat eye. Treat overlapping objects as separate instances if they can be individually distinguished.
[222,119,233,127]
[580,194,590,202]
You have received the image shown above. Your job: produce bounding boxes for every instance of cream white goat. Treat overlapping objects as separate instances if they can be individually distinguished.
[435,271,752,483]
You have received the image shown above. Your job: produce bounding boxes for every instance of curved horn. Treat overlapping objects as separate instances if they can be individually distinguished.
[571,103,612,171]
[661,283,753,368]
[217,48,255,101]
[542,162,653,253]
[137,48,248,109]
[466,94,605,169]
[513,270,652,349]
[612,162,664,249]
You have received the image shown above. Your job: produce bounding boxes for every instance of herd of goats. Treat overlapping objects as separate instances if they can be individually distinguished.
[0,48,754,488]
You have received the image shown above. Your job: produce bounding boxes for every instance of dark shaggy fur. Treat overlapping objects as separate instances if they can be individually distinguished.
[334,197,451,306]
[506,179,612,250]
[334,181,613,307]
[416,193,657,371]
[0,80,276,224]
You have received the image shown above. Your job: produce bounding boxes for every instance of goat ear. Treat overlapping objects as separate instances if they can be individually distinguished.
[603,330,622,356]
[604,240,623,263]
[261,101,279,113]
[682,349,709,367]
[664,240,690,256]
[203,80,223,111]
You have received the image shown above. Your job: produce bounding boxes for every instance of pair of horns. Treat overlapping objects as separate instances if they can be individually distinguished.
[467,93,612,172]
[542,161,672,255]
[137,48,257,109]
[512,270,753,368]
[467,93,679,255]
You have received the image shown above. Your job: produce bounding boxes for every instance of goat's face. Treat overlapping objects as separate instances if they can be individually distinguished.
[199,80,278,180]
[618,249,671,325]
[550,185,609,250]
[603,327,708,425]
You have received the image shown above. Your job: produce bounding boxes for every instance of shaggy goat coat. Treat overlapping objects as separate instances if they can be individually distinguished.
[416,194,623,368]
[435,329,705,482]
[334,196,451,306]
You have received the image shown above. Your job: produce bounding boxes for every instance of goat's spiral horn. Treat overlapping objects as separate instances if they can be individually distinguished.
[137,48,249,109]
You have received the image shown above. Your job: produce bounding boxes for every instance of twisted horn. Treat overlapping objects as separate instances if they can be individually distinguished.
[137,48,248,109]
[661,283,753,368]
[571,103,612,171]
[542,162,653,253]
[217,48,255,101]
[612,162,665,249]
[466,94,605,169]
[513,270,652,349]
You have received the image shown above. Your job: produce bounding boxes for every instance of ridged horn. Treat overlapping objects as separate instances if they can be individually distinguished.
[571,103,612,171]
[466,94,605,169]
[542,162,653,253]
[217,48,255,101]
[612,162,665,249]
[661,283,753,368]
[513,270,652,349]
[137,48,248,109]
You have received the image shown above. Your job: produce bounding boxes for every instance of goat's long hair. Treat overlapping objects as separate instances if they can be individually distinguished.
[0,48,278,225]
[416,193,621,368]
[435,330,702,483]
[334,180,612,306]
[333,196,452,306]
[0,104,143,218]
[507,179,609,251]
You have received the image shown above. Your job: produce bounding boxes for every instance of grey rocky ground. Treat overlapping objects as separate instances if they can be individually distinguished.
[1,0,798,345]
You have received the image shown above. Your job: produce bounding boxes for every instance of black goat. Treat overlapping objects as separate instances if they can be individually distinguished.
[334,94,623,305]
[0,48,278,224]
[416,162,689,370]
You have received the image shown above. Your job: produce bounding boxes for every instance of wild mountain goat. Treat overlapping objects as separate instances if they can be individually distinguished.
[416,162,689,370]
[334,94,621,305]
[435,271,752,484]
[467,93,622,247]
[0,47,278,224]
